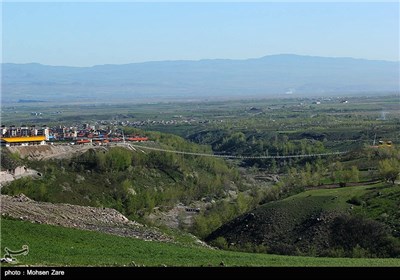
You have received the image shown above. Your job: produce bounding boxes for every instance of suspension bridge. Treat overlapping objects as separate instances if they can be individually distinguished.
[120,143,347,160]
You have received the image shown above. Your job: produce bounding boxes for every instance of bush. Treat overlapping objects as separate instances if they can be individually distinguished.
[269,243,297,256]
[1,149,23,170]
[210,237,228,250]
[352,244,370,258]
[330,214,396,258]
[347,196,363,206]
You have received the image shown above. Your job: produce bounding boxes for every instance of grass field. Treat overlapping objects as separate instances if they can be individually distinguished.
[285,184,376,211]
[285,183,400,224]
[253,184,385,230]
[1,219,399,267]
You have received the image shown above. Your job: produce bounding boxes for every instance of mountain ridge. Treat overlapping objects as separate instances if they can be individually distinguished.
[2,54,399,103]
[4,54,400,67]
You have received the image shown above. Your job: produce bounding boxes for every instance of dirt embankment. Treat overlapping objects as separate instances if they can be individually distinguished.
[1,194,172,242]
[0,167,41,187]
[7,145,104,160]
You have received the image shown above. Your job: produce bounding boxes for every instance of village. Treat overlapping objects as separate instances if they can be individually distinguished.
[0,124,148,147]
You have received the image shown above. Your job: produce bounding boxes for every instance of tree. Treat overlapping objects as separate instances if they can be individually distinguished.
[105,148,132,171]
[0,149,23,170]
[235,193,250,214]
[96,152,107,171]
[333,161,344,184]
[350,166,360,183]
[378,159,400,185]
[270,159,277,173]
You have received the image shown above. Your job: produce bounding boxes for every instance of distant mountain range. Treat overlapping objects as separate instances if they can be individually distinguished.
[2,54,399,103]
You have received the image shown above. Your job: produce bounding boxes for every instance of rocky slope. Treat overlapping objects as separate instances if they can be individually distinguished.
[7,145,103,160]
[1,194,171,242]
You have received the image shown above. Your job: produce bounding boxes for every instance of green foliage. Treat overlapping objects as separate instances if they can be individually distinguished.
[347,196,363,206]
[105,148,132,171]
[210,237,229,250]
[2,133,239,221]
[206,184,400,258]
[355,184,400,238]
[350,166,360,183]
[189,129,328,169]
[192,192,256,239]
[3,219,400,267]
[2,96,400,261]
[0,148,24,170]
[378,158,400,184]
[352,244,369,258]
[374,147,399,160]
[330,214,398,258]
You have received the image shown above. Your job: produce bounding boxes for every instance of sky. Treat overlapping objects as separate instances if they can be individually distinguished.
[2,2,399,66]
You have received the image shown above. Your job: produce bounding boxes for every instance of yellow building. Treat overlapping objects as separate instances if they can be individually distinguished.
[0,136,46,147]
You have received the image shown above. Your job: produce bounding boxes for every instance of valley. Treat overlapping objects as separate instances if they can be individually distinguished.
[1,94,399,266]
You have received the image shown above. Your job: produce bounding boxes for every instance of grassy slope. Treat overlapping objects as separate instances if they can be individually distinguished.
[286,183,399,228]
[282,184,374,211]
[236,183,398,227]
[1,138,239,221]
[1,219,399,267]
[206,183,400,256]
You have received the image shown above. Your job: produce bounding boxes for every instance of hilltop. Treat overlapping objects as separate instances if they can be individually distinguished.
[206,183,400,258]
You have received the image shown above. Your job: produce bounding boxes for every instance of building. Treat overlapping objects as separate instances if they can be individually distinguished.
[0,136,46,147]
[0,125,48,146]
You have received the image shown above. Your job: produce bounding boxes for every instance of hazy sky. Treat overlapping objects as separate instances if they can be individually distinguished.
[2,2,399,66]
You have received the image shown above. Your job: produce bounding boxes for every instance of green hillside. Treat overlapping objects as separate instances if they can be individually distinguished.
[1,131,241,222]
[206,183,400,258]
[1,219,399,267]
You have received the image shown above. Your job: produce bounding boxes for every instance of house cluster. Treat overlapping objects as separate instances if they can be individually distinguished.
[121,118,199,127]
[0,124,148,146]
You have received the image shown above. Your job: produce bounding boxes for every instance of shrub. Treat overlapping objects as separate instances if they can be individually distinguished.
[211,237,228,250]
[347,196,363,206]
[330,214,395,257]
